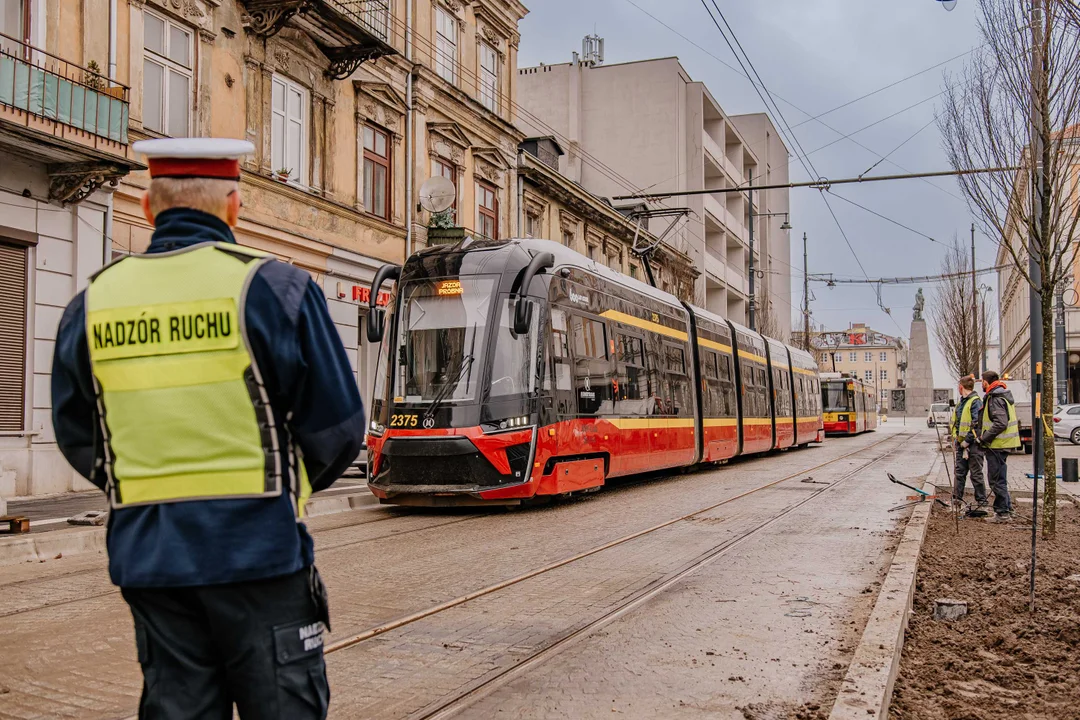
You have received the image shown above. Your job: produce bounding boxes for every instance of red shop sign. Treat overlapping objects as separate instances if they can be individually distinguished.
[352,286,392,306]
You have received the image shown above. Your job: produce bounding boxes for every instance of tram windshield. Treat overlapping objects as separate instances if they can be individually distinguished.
[822,382,852,412]
[394,276,495,403]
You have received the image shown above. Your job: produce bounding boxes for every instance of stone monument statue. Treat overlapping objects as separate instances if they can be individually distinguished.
[905,288,933,415]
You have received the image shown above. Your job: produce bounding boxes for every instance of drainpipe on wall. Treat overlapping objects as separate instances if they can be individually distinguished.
[103,0,118,265]
[516,150,524,237]
[403,0,414,259]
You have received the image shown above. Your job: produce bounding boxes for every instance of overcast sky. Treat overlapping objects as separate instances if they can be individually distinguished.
[518,0,991,388]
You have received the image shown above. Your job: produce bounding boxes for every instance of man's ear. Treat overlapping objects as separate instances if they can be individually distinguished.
[226,190,241,227]
[141,192,155,227]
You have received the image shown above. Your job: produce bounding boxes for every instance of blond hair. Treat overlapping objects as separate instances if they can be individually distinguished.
[147,177,239,219]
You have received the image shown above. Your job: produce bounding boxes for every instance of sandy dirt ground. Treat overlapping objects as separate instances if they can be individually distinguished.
[890,502,1080,720]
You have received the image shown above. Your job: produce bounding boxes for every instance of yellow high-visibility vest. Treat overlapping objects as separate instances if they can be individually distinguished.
[981,393,1022,449]
[85,242,311,514]
[950,396,975,440]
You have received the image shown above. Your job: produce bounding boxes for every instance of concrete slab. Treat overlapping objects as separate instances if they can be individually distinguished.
[827,458,940,720]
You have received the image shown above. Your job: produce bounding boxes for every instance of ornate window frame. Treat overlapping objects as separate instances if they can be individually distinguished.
[355,81,407,224]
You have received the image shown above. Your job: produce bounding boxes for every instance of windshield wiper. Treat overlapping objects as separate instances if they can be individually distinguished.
[423,354,474,421]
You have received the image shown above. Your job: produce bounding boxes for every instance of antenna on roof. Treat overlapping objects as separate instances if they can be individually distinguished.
[581,34,604,67]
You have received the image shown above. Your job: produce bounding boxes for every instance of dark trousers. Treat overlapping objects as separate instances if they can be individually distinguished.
[984,448,1013,515]
[954,443,988,504]
[121,568,329,720]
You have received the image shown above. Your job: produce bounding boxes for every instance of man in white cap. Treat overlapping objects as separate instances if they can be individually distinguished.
[51,138,365,718]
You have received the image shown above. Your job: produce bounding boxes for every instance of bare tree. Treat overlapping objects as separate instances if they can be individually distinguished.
[755,295,787,343]
[940,0,1080,537]
[930,238,996,380]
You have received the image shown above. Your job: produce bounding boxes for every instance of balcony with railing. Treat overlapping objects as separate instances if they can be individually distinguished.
[242,0,396,79]
[0,32,140,204]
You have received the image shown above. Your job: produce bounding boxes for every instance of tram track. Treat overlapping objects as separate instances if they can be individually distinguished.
[405,432,916,719]
[324,431,914,658]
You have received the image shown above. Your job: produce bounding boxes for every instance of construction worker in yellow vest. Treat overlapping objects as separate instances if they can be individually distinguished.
[949,376,989,516]
[976,370,1020,521]
[51,138,365,718]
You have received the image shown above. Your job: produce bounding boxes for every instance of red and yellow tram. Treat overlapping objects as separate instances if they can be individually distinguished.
[364,238,825,506]
[820,374,878,435]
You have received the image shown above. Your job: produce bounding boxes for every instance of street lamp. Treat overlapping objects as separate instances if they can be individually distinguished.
[978,283,992,375]
[936,0,958,10]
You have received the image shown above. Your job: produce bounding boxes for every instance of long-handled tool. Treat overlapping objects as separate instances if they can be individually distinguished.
[887,472,951,513]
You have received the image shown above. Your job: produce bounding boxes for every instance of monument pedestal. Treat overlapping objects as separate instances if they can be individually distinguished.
[906,319,934,416]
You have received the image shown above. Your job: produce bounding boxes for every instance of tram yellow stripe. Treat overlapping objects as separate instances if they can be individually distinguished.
[738,350,768,364]
[608,418,696,429]
[797,416,822,424]
[599,310,688,341]
[742,417,773,426]
[697,338,733,354]
[792,367,818,377]
[703,418,738,427]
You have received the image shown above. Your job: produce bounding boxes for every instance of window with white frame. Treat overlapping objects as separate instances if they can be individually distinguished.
[143,9,193,136]
[848,352,856,362]
[525,211,540,238]
[435,7,457,84]
[479,41,499,112]
[880,351,888,362]
[880,369,888,381]
[271,75,308,186]
[864,351,872,362]
[864,370,872,382]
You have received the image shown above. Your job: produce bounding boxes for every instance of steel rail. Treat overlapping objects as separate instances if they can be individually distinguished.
[324,432,913,656]
[414,433,917,719]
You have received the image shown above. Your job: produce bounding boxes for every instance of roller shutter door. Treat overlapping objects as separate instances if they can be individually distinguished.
[0,241,27,432]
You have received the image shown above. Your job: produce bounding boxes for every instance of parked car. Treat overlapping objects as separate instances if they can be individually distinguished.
[1053,404,1080,445]
[927,403,951,428]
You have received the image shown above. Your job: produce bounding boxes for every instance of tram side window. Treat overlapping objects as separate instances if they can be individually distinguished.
[570,314,611,415]
[717,353,737,416]
[704,350,720,380]
[665,343,690,416]
[615,332,648,412]
[701,350,719,416]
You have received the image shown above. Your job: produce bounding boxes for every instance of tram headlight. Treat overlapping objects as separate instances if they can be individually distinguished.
[370,420,385,435]
[491,416,531,432]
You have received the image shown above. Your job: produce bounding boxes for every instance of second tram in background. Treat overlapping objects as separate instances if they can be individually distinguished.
[820,373,878,435]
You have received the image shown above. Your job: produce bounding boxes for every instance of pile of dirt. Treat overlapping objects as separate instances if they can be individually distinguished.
[890,503,1080,720]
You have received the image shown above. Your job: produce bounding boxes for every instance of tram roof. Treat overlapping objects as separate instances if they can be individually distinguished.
[416,237,687,309]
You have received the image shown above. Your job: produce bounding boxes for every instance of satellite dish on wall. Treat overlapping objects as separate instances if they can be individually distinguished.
[419,176,456,214]
[937,0,957,10]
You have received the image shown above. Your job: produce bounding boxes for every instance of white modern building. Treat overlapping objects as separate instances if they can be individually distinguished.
[517,54,792,335]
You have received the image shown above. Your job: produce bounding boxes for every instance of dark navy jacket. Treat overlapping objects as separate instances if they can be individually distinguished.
[52,209,365,588]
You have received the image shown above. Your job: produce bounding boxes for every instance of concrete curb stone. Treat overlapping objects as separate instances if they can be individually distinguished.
[827,468,938,720]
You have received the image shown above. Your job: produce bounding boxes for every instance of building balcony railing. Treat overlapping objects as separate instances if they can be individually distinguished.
[241,0,396,79]
[0,32,129,147]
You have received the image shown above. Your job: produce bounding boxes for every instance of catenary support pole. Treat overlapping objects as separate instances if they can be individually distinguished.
[1028,0,1045,613]
[803,232,810,350]
[971,223,978,375]
[748,171,756,331]
[1057,282,1067,404]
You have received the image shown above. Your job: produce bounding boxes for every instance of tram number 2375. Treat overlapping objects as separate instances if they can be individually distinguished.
[389,414,419,428]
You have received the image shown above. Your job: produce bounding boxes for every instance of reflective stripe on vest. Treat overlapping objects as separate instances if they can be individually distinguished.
[85,242,313,515]
[981,394,1022,449]
[951,397,974,439]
